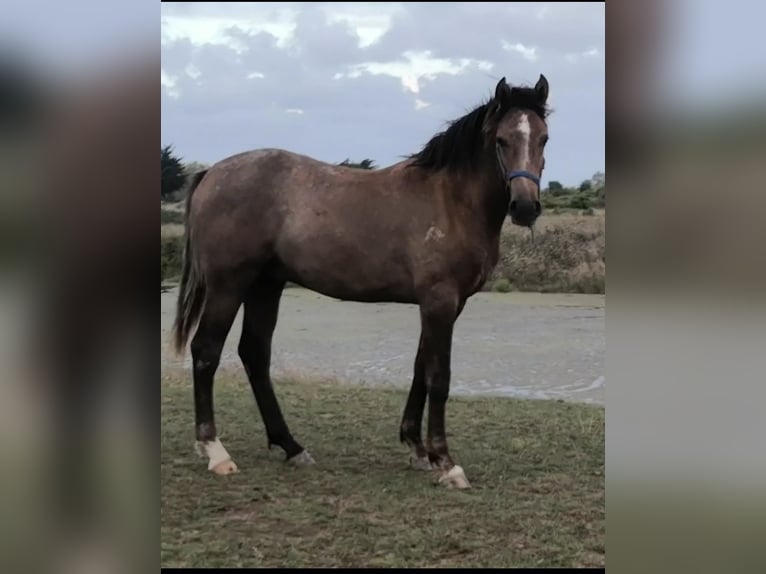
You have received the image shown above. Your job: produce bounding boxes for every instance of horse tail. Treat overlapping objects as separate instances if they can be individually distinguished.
[172,169,208,355]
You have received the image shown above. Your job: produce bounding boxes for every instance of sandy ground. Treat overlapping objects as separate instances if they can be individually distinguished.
[161,287,604,405]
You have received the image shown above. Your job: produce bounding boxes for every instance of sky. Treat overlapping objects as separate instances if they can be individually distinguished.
[161,2,605,187]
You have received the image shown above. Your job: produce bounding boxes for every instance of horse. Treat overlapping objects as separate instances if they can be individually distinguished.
[172,75,550,489]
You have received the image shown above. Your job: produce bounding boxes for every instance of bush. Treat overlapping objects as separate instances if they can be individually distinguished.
[161,209,184,225]
[491,278,514,292]
[487,216,605,294]
[161,235,184,282]
[568,194,591,210]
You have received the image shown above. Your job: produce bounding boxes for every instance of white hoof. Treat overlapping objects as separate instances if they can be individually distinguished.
[408,454,432,471]
[195,438,237,474]
[211,459,238,475]
[438,465,471,489]
[288,450,316,467]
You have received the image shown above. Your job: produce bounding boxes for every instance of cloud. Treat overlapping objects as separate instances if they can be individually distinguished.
[565,47,602,63]
[185,64,201,80]
[161,2,605,185]
[160,69,179,99]
[321,3,406,48]
[336,50,493,94]
[502,41,538,62]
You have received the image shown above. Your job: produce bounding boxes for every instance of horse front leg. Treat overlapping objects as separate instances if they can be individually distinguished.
[419,287,471,489]
[399,334,430,470]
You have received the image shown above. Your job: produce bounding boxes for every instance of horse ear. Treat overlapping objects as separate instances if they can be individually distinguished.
[535,74,549,103]
[494,77,510,102]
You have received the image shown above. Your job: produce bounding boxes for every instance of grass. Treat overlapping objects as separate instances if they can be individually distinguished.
[489,213,605,294]
[161,375,604,568]
[161,208,185,225]
[161,235,184,282]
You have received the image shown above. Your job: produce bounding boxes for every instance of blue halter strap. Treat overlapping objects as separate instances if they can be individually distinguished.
[495,143,541,188]
[506,170,540,187]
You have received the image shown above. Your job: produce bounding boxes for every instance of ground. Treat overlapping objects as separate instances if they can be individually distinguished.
[161,287,605,568]
[161,287,605,404]
[161,376,605,568]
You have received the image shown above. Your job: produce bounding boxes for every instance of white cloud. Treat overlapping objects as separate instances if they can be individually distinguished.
[161,12,298,52]
[161,69,180,99]
[565,46,602,63]
[185,64,202,80]
[337,50,493,94]
[161,2,604,184]
[322,3,406,48]
[502,41,538,62]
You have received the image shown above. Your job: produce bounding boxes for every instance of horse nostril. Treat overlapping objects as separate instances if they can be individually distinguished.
[509,200,518,213]
[535,201,542,215]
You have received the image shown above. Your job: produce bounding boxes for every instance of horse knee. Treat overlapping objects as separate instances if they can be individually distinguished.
[191,340,221,374]
[427,378,451,404]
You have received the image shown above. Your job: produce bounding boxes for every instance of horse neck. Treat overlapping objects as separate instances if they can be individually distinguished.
[455,152,509,239]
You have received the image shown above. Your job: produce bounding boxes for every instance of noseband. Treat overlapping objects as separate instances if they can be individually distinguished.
[495,143,541,188]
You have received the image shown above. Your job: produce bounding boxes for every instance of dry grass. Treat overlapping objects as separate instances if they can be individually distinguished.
[161,374,604,568]
[489,212,605,294]
[161,224,185,239]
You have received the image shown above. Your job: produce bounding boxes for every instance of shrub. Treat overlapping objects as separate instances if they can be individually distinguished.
[487,215,605,294]
[492,278,513,292]
[161,235,184,282]
[161,209,184,225]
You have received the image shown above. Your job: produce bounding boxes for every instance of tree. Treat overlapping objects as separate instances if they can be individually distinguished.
[547,180,563,193]
[579,179,592,192]
[591,171,605,187]
[338,158,377,170]
[162,145,186,200]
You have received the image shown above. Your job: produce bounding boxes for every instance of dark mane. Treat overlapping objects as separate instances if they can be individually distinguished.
[409,84,550,172]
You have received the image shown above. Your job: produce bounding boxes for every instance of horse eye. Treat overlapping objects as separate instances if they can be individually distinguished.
[496,137,508,148]
[540,135,549,147]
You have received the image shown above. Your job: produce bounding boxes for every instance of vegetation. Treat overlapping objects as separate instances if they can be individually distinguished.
[491,278,514,293]
[161,375,605,568]
[338,158,377,170]
[489,214,605,294]
[161,235,184,283]
[161,145,186,201]
[540,173,605,212]
[161,208,184,225]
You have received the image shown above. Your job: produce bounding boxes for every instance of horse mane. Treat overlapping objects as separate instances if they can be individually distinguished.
[408,83,550,173]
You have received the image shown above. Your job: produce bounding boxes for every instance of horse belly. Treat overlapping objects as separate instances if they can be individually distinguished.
[277,234,415,303]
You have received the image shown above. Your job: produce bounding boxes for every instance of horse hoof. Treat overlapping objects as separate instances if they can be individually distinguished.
[196,439,237,474]
[408,454,432,471]
[211,459,238,475]
[288,450,316,467]
[438,465,471,489]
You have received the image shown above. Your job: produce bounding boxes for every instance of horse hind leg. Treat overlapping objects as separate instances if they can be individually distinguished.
[190,287,243,475]
[238,278,313,466]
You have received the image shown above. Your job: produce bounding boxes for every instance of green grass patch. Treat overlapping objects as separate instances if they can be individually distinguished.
[161,375,604,568]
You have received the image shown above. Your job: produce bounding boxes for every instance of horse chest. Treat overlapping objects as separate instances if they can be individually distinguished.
[457,242,497,296]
